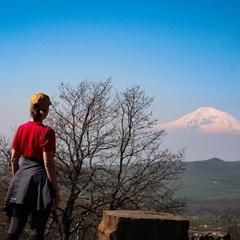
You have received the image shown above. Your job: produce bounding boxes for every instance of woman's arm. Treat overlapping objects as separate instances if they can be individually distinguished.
[43,151,60,208]
[11,149,21,176]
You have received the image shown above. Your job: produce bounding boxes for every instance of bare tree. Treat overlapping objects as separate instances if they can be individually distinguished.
[95,85,186,212]
[0,135,12,239]
[45,80,116,240]
[45,80,186,240]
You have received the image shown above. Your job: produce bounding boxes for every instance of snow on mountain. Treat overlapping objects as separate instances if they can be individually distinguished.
[155,107,240,134]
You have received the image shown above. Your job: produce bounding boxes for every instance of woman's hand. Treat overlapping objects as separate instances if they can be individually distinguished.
[52,193,60,208]
[11,149,21,175]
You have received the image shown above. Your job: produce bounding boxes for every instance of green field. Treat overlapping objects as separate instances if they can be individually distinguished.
[178,158,240,216]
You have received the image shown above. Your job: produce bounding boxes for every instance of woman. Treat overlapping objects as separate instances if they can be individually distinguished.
[4,92,60,240]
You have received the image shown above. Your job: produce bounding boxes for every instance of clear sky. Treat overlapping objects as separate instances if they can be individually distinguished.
[1,0,240,137]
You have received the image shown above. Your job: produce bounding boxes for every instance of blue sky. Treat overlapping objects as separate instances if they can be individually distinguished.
[1,0,240,137]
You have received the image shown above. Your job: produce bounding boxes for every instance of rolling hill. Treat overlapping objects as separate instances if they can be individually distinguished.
[179,158,240,216]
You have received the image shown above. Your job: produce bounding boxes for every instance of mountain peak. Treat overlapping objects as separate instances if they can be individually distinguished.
[191,107,231,118]
[156,107,240,134]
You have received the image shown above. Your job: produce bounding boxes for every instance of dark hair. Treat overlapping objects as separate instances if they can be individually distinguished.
[30,103,45,121]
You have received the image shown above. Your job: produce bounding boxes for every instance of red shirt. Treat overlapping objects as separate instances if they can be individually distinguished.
[12,121,56,159]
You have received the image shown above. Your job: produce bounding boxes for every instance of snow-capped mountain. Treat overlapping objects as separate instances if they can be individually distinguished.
[156,107,240,134]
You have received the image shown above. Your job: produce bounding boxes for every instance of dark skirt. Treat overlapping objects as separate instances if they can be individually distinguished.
[3,157,56,217]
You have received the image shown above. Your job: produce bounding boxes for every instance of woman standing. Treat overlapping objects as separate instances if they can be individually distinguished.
[4,92,60,240]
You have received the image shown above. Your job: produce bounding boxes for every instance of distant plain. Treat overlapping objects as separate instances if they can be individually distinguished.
[178,158,240,216]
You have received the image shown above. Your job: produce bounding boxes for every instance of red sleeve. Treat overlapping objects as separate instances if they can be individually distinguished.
[42,128,56,153]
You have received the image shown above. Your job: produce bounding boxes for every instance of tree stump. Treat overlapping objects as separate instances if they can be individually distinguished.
[98,210,189,240]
